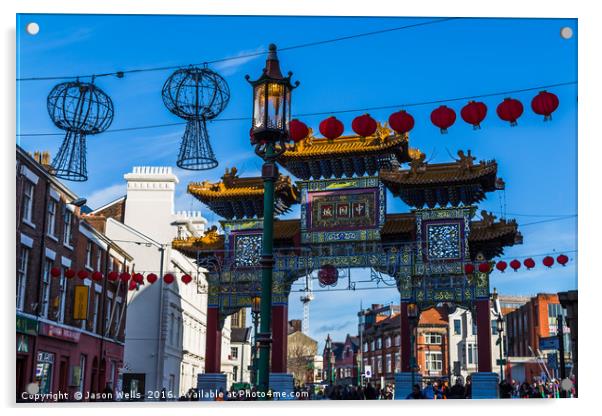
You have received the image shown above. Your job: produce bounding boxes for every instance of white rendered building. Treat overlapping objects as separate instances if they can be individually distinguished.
[91,166,232,399]
[447,306,503,383]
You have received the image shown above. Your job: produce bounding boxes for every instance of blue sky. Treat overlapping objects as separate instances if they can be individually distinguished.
[16,15,577,346]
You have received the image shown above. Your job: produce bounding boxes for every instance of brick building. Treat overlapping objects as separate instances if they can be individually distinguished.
[359,304,401,387]
[322,333,359,386]
[505,293,572,381]
[16,147,133,401]
[359,304,450,385]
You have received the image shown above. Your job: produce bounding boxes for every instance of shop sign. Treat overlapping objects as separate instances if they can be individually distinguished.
[73,285,89,320]
[17,334,29,353]
[16,315,38,335]
[39,322,81,343]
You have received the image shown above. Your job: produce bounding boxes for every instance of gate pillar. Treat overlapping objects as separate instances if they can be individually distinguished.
[270,303,294,399]
[471,298,499,399]
[198,306,226,400]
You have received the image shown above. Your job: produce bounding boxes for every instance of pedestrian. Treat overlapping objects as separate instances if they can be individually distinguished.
[406,384,425,400]
[422,381,435,399]
[448,377,465,399]
[464,376,472,399]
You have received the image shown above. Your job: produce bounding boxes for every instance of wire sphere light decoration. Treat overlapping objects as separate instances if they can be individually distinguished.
[162,65,230,170]
[47,80,114,181]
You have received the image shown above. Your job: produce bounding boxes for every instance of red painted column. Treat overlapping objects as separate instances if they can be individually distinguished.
[271,304,288,373]
[205,306,222,373]
[476,299,493,372]
[400,302,411,372]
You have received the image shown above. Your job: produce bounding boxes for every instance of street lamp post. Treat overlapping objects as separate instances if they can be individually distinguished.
[407,303,419,389]
[251,296,261,386]
[496,315,505,382]
[246,44,299,396]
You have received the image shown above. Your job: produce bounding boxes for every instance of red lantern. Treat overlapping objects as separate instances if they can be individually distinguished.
[319,116,344,140]
[388,110,415,135]
[524,258,535,269]
[460,101,487,129]
[464,263,475,274]
[289,119,309,142]
[496,98,524,126]
[128,280,138,291]
[496,261,507,273]
[77,270,89,280]
[351,114,377,137]
[531,91,559,121]
[249,127,256,145]
[478,262,490,273]
[318,265,338,286]
[542,256,554,268]
[92,271,103,282]
[163,273,175,284]
[557,254,569,266]
[132,273,145,284]
[510,260,521,272]
[430,105,456,134]
[147,273,158,284]
[107,271,119,282]
[181,274,193,285]
[50,267,61,278]
[120,272,131,282]
[65,268,75,279]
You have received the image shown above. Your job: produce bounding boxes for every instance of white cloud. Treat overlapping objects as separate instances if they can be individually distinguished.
[85,183,126,210]
[213,46,265,76]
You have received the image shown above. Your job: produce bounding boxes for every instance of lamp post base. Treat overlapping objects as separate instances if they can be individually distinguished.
[470,372,499,399]
[394,372,422,400]
[269,373,295,400]
[197,373,227,401]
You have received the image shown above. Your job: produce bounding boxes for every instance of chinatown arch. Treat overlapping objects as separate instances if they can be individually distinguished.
[172,123,521,399]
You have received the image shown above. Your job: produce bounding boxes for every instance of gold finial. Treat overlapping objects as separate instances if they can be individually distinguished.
[374,121,392,143]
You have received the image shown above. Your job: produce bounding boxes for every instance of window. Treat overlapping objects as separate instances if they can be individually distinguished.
[63,210,73,246]
[376,356,382,374]
[41,259,53,317]
[17,246,30,310]
[472,320,478,335]
[85,242,93,268]
[453,319,462,335]
[363,342,368,352]
[385,337,392,348]
[113,301,122,336]
[233,366,239,382]
[78,355,87,394]
[105,298,113,333]
[425,352,443,372]
[22,180,34,223]
[170,314,175,345]
[92,292,101,333]
[395,352,400,372]
[386,354,392,373]
[395,335,401,346]
[96,250,102,273]
[467,343,477,365]
[370,340,375,351]
[376,337,382,350]
[491,320,498,336]
[46,199,57,237]
[58,267,68,322]
[424,333,442,345]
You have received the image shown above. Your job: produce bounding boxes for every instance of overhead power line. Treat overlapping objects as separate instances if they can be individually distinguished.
[16,80,577,137]
[16,17,457,82]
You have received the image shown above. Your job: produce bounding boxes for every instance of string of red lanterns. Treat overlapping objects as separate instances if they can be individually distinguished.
[278,90,559,143]
[464,254,571,275]
[49,268,196,289]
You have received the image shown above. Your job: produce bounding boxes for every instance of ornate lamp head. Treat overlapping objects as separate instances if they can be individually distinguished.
[246,44,299,153]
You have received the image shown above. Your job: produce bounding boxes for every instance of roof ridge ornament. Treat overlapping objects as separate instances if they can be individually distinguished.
[457,149,476,171]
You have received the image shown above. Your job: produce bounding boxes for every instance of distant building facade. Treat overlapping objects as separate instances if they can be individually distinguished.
[89,166,233,399]
[505,293,572,381]
[288,320,319,386]
[16,147,133,401]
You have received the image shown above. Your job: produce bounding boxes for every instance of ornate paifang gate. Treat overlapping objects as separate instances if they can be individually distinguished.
[174,126,522,395]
